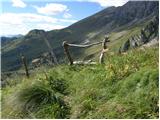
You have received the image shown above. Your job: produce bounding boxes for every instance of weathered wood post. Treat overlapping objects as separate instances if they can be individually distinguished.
[99,36,110,64]
[62,41,73,65]
[21,55,29,78]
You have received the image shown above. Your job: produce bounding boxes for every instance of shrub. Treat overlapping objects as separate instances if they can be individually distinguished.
[34,103,70,119]
[18,77,70,118]
[48,76,69,95]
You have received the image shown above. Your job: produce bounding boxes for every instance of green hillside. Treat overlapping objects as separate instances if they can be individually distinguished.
[1,46,158,119]
[1,1,159,119]
[1,1,158,72]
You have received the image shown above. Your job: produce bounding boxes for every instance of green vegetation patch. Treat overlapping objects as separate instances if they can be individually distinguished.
[1,47,159,119]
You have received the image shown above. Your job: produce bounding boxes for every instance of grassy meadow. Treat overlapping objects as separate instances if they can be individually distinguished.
[1,46,158,119]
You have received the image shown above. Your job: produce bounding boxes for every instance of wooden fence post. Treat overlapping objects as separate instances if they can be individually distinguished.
[62,41,73,65]
[99,36,110,64]
[21,55,29,78]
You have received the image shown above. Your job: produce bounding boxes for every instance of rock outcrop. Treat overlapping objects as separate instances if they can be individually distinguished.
[120,16,159,52]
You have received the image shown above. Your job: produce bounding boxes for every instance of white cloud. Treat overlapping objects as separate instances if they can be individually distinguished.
[0,23,29,36]
[94,0,128,7]
[34,3,68,15]
[0,13,58,25]
[11,0,26,8]
[63,13,72,18]
[0,13,76,25]
[0,13,77,35]
[77,0,128,7]
[36,0,128,7]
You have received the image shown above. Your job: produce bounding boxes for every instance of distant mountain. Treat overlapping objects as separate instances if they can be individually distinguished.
[2,1,159,72]
[1,37,16,45]
[1,35,23,46]
[1,34,23,38]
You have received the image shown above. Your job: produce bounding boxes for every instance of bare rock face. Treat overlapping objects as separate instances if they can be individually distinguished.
[121,39,130,52]
[114,1,159,26]
[120,16,159,52]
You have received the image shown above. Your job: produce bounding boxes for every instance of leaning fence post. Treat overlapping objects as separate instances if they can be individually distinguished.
[63,41,73,65]
[99,36,110,64]
[21,55,29,78]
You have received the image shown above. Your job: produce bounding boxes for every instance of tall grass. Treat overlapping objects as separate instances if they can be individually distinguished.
[1,47,159,119]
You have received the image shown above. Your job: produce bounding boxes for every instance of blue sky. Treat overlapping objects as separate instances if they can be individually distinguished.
[0,0,128,36]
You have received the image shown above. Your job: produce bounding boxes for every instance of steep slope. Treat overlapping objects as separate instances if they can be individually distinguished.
[2,47,159,118]
[2,1,159,72]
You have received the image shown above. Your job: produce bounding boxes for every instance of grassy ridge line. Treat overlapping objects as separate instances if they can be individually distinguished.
[1,47,159,119]
[67,26,143,62]
[1,19,146,72]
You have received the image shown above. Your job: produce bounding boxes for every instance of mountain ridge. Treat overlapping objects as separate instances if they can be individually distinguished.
[1,1,159,72]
